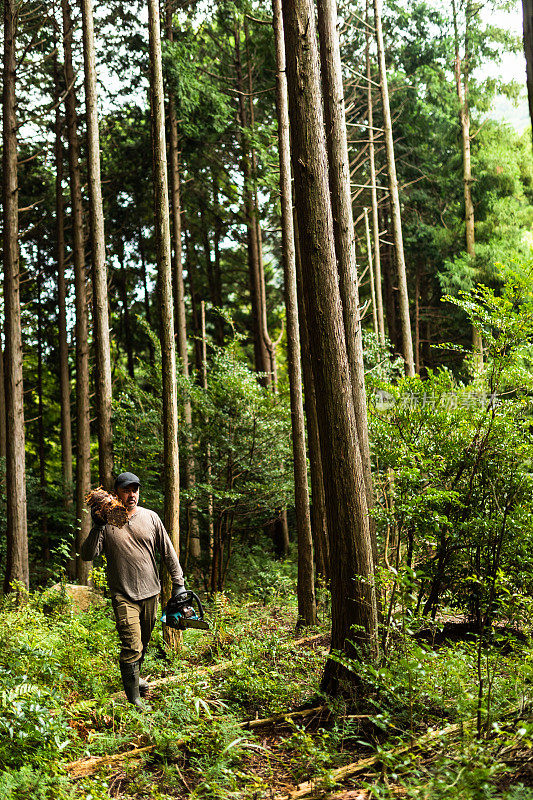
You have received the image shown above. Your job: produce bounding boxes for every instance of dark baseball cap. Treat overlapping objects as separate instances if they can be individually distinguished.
[114,472,141,491]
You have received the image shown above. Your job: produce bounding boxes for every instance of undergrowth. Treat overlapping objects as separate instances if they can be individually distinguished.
[0,565,533,798]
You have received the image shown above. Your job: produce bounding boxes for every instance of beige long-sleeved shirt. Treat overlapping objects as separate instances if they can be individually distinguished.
[81,506,184,600]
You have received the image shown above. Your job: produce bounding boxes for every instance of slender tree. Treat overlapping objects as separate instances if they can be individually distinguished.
[147,0,180,638]
[62,0,92,584]
[80,0,114,488]
[36,250,49,560]
[0,348,6,461]
[3,0,29,591]
[165,2,201,561]
[272,0,316,626]
[365,207,379,337]
[366,0,385,345]
[200,301,214,558]
[523,0,533,153]
[53,48,73,509]
[282,0,378,690]
[234,19,272,386]
[317,0,376,551]
[293,211,330,579]
[452,0,482,365]
[373,0,415,376]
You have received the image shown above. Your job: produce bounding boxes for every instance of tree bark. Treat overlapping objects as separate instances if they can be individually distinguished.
[366,0,385,345]
[273,0,316,627]
[200,301,214,559]
[414,260,420,374]
[365,207,379,337]
[523,0,533,156]
[36,252,49,561]
[62,0,92,585]
[2,0,29,591]
[53,51,73,509]
[452,0,482,365]
[211,169,225,346]
[317,0,376,562]
[282,0,378,687]
[80,0,114,490]
[380,194,400,355]
[0,347,6,462]
[165,4,200,561]
[294,214,330,581]
[234,20,271,386]
[373,0,415,376]
[118,239,135,378]
[148,0,180,645]
[244,19,278,389]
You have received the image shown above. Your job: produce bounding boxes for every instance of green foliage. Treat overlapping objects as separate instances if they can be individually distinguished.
[368,273,533,623]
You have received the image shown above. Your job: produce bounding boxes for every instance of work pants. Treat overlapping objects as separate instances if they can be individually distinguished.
[111,593,159,664]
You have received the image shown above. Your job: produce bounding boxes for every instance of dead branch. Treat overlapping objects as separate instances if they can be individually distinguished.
[65,705,331,778]
[273,718,483,799]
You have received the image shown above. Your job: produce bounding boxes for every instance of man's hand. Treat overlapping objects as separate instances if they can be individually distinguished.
[171,585,188,603]
[91,504,106,527]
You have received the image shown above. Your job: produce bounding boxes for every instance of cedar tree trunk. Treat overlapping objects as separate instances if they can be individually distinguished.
[147,0,180,644]
[80,0,114,490]
[282,0,378,690]
[273,0,316,626]
[373,0,415,376]
[62,0,92,584]
[3,0,29,591]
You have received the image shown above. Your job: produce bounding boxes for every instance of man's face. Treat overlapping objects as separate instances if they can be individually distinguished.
[116,483,140,515]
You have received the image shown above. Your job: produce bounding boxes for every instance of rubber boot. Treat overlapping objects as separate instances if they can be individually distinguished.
[119,661,150,711]
[138,653,149,698]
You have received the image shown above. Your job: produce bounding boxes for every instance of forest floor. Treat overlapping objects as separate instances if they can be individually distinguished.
[1,563,533,799]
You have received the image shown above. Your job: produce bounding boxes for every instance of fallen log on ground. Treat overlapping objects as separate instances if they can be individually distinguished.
[64,704,332,778]
[292,633,328,647]
[273,718,477,799]
[65,745,177,779]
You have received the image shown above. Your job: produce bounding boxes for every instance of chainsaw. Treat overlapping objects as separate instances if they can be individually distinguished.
[161,590,210,631]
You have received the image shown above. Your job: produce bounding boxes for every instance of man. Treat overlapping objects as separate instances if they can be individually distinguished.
[81,471,187,710]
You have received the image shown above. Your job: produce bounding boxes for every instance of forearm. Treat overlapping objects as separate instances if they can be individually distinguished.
[80,525,104,561]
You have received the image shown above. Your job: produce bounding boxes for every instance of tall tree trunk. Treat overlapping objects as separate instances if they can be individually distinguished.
[211,169,225,346]
[365,207,379,337]
[234,20,271,386]
[414,260,420,374]
[380,202,400,355]
[282,0,378,689]
[36,253,49,561]
[53,51,73,510]
[294,213,329,580]
[366,0,385,345]
[452,0,482,365]
[244,19,278,388]
[273,0,316,627]
[118,239,135,378]
[0,347,6,462]
[165,3,200,561]
[148,0,180,645]
[3,0,29,591]
[373,0,415,376]
[201,301,214,559]
[62,0,92,585]
[80,0,113,489]
[138,227,155,365]
[523,0,533,155]
[317,0,376,563]
[184,221,204,373]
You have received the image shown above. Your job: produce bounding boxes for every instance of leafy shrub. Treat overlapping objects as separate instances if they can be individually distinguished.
[0,669,71,767]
